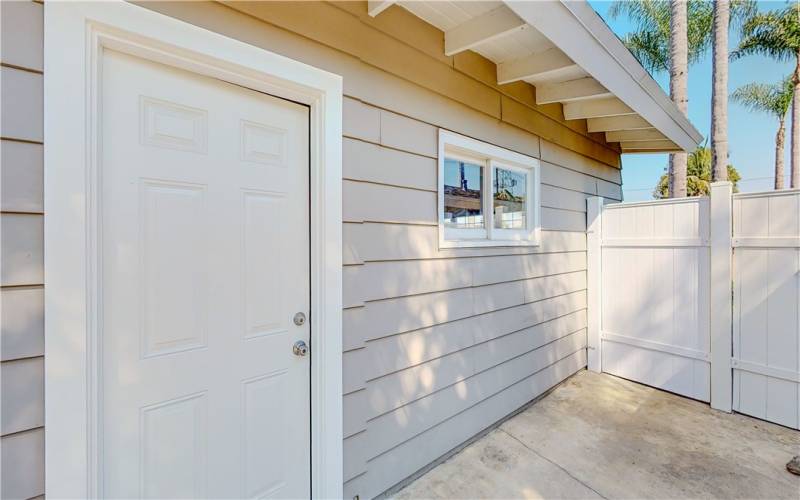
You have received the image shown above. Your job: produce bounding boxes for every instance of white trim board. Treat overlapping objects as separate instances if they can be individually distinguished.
[43,2,343,497]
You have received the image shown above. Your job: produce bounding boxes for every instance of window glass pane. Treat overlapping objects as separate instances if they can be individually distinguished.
[444,158,483,229]
[493,167,527,229]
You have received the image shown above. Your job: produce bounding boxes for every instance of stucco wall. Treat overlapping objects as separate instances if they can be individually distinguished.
[1,1,46,499]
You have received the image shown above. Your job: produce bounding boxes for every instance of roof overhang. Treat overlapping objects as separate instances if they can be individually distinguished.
[368,0,703,154]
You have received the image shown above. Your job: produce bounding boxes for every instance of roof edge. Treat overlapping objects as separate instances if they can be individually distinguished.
[505,0,704,152]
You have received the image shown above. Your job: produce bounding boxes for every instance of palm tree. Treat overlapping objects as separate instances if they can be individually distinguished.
[711,0,729,182]
[610,1,708,198]
[731,78,793,189]
[609,1,716,74]
[733,3,800,188]
[669,0,689,196]
[653,145,741,197]
[609,0,755,197]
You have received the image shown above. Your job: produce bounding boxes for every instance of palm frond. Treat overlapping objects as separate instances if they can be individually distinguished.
[732,6,800,62]
[730,76,793,120]
[729,0,758,32]
[607,0,718,75]
[731,83,778,113]
[686,0,714,64]
[623,30,670,73]
[609,0,668,33]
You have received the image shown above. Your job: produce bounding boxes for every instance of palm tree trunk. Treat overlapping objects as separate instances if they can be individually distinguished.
[775,119,786,190]
[711,0,729,182]
[793,53,800,188]
[669,0,689,197]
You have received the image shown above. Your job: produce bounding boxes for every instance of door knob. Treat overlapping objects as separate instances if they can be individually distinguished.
[293,312,306,326]
[293,340,309,357]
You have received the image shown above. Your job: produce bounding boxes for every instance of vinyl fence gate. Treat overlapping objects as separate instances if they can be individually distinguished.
[587,184,800,429]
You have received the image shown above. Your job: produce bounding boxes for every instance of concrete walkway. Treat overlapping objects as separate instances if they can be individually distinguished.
[393,370,800,499]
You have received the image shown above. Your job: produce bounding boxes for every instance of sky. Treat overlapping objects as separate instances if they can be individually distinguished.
[444,159,482,190]
[589,1,795,201]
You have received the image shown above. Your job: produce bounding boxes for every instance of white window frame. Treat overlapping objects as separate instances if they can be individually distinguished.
[438,129,541,248]
[44,2,343,498]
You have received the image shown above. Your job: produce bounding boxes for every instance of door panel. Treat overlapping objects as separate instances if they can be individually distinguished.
[100,49,310,498]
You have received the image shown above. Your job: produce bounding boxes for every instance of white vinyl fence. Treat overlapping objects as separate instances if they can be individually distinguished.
[587,184,800,429]
[732,191,800,428]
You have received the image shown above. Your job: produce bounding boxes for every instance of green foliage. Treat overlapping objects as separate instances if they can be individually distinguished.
[731,76,794,121]
[609,0,710,73]
[653,146,741,198]
[609,0,757,74]
[733,3,800,63]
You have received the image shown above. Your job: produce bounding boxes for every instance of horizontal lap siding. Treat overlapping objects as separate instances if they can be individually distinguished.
[80,3,624,500]
[0,1,45,499]
[344,349,588,496]
[340,102,618,498]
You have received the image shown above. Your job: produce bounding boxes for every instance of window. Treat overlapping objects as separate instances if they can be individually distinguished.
[438,130,540,248]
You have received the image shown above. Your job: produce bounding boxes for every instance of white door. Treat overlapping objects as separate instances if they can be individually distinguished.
[100,49,310,498]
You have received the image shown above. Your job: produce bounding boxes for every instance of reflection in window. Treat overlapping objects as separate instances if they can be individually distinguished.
[493,167,526,229]
[443,158,484,229]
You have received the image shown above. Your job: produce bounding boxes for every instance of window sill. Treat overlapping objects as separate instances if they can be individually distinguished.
[439,238,541,249]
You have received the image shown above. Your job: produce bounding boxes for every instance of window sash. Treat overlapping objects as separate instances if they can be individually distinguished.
[442,151,487,238]
[490,160,537,242]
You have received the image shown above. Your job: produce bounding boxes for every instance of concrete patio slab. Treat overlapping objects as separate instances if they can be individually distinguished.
[393,370,800,499]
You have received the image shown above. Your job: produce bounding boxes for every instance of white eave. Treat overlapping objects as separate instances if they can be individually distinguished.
[368,0,703,154]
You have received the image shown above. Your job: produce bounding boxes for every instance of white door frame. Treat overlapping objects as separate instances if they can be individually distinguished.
[43,2,343,497]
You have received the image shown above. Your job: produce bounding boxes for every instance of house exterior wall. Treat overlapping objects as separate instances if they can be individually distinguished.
[0,1,623,498]
[338,101,604,499]
[0,1,46,499]
[136,3,622,498]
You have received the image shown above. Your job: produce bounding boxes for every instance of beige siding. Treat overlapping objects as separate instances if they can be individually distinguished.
[1,141,43,213]
[0,0,43,72]
[1,287,44,362]
[1,428,44,500]
[339,100,605,497]
[1,358,44,436]
[0,1,45,499]
[343,138,437,191]
[0,67,43,142]
[344,349,587,495]
[1,214,44,286]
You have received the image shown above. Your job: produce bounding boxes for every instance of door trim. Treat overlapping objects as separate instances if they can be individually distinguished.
[43,2,343,497]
